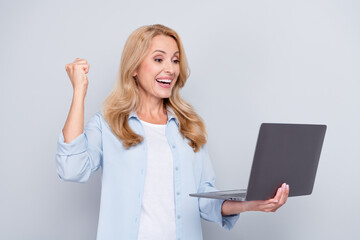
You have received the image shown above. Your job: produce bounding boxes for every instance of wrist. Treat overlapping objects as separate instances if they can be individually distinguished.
[73,88,87,100]
[222,200,248,216]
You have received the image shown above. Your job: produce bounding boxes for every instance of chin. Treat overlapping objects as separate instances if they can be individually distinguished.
[156,90,173,99]
[158,94,172,99]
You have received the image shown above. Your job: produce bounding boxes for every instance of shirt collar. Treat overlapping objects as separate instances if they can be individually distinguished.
[128,105,179,127]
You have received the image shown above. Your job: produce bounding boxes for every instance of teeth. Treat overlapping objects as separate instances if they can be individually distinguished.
[156,79,172,84]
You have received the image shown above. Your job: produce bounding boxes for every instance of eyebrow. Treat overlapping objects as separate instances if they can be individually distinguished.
[152,50,179,56]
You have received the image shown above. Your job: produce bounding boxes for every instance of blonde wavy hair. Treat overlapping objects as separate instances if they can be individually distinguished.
[102,24,206,152]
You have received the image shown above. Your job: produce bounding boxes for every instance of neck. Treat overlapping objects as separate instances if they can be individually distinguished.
[136,96,167,124]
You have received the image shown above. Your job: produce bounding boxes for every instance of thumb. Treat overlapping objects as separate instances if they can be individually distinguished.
[83,64,89,74]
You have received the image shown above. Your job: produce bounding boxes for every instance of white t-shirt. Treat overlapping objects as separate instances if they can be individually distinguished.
[137,120,176,240]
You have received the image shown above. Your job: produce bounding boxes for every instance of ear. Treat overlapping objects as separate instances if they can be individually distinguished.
[132,69,137,78]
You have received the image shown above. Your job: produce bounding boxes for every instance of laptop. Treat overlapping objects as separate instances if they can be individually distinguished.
[189,123,327,201]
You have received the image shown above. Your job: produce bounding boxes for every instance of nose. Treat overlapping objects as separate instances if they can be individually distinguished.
[164,60,175,74]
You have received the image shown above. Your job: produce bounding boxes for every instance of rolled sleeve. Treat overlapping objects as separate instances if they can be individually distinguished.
[218,200,240,230]
[57,130,87,156]
[55,112,103,183]
[198,145,240,230]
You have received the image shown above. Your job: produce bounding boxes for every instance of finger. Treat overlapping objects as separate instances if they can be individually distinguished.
[83,64,89,74]
[73,63,89,71]
[74,58,88,63]
[76,63,89,74]
[74,60,88,65]
[282,184,290,203]
[277,183,288,204]
[270,184,289,212]
[273,184,285,202]
[66,62,87,72]
[281,184,289,202]
[75,62,89,72]
[267,184,286,207]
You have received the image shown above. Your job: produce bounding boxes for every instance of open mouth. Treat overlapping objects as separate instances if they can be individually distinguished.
[155,79,172,85]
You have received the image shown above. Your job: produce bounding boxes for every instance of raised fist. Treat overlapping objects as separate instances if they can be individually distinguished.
[65,58,90,93]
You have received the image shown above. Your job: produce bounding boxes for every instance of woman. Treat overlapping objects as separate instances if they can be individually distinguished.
[56,24,289,240]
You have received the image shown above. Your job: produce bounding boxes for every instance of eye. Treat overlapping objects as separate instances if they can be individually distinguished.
[154,58,163,63]
[173,59,180,64]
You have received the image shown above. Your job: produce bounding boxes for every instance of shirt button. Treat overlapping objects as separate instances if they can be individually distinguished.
[175,166,179,171]
[172,145,176,149]
[176,192,180,196]
[135,218,138,223]
[141,169,144,175]
[177,215,181,219]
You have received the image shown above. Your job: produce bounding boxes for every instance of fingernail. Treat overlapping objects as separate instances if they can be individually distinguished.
[286,184,289,190]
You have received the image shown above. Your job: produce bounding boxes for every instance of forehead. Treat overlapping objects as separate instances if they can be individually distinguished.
[148,35,179,53]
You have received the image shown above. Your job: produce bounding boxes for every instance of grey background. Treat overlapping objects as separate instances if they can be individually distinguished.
[1,0,359,239]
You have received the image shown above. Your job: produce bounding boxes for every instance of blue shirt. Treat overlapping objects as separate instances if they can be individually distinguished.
[55,108,240,240]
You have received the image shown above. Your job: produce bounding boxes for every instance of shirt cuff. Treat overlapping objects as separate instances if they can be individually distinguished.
[56,130,87,156]
[218,199,240,230]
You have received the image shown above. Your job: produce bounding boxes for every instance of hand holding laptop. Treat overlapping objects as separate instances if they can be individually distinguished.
[222,183,290,215]
[191,123,326,216]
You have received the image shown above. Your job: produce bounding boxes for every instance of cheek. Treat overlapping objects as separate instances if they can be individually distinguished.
[144,61,160,75]
[138,65,156,87]
[143,64,154,75]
